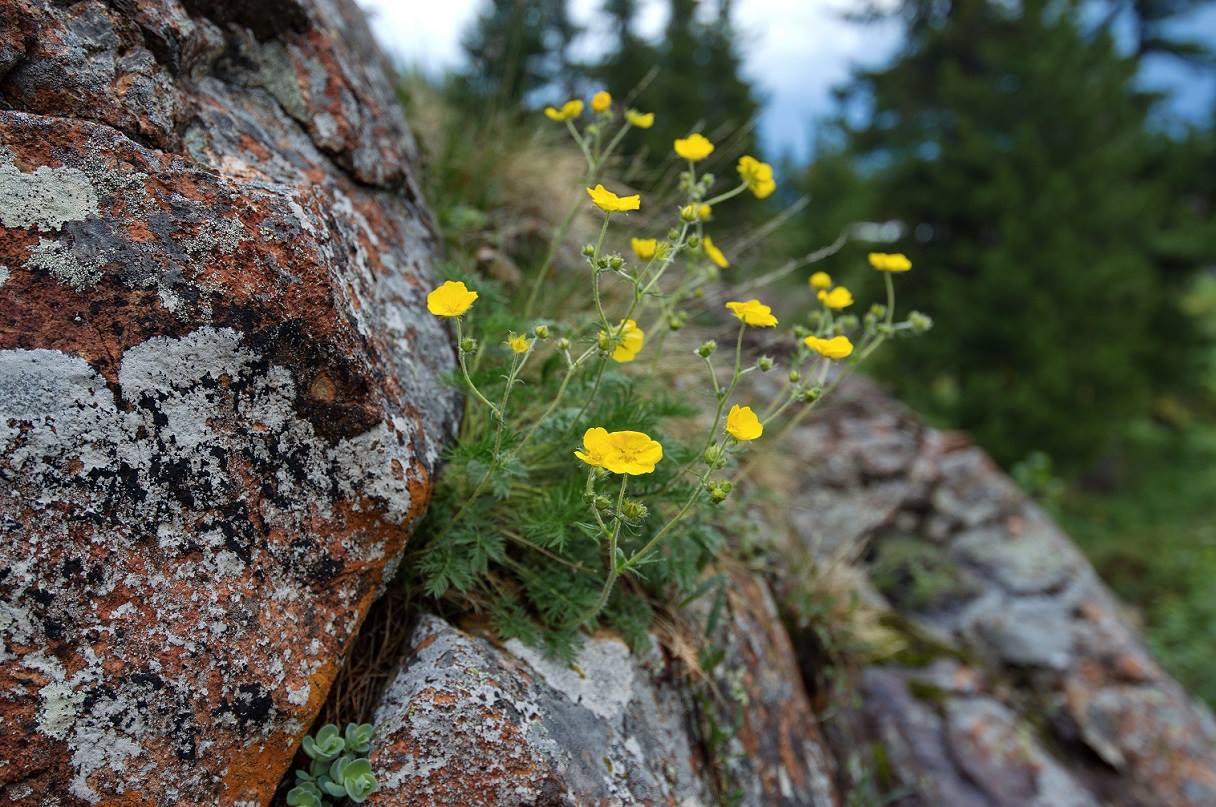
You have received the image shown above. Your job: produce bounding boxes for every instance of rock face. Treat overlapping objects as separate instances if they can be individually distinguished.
[783,377,1216,807]
[367,568,839,807]
[0,1,455,804]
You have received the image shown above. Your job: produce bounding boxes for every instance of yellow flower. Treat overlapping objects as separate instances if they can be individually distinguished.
[591,90,612,113]
[426,280,478,317]
[804,334,854,360]
[575,427,663,475]
[725,299,778,328]
[868,252,912,272]
[544,99,584,122]
[737,155,776,199]
[601,319,645,362]
[674,133,714,162]
[587,184,641,213]
[703,235,729,269]
[626,109,655,128]
[808,271,832,290]
[508,334,531,354]
[818,286,854,310]
[725,404,763,441]
[631,238,659,260]
[679,203,712,221]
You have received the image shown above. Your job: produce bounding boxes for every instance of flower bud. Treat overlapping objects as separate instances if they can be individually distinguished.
[685,234,700,249]
[582,243,596,257]
[791,325,809,339]
[801,387,822,404]
[459,337,477,353]
[621,500,649,520]
[703,445,726,468]
[697,340,717,358]
[788,370,801,383]
[757,356,774,372]
[908,311,933,333]
[556,337,571,350]
[693,288,705,299]
[807,311,824,329]
[534,324,550,339]
[594,495,612,511]
[706,479,733,504]
[870,303,887,319]
[668,311,688,331]
[837,315,860,332]
[608,254,624,269]
[679,204,698,222]
[667,228,681,241]
[877,323,894,337]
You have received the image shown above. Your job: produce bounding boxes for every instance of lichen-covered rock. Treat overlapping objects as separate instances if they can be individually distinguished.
[0,1,456,803]
[780,377,1216,807]
[367,569,839,806]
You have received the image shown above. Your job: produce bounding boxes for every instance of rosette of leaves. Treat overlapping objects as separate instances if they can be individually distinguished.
[287,723,378,805]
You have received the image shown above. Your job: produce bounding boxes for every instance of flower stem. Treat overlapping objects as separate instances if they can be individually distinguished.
[455,319,501,418]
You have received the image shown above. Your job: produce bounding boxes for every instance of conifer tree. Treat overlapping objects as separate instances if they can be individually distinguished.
[799,0,1206,467]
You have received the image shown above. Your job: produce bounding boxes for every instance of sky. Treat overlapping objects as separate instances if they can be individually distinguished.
[358,0,1216,162]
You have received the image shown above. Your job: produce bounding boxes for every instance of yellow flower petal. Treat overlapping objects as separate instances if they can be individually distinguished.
[703,235,729,269]
[725,299,778,328]
[601,319,645,363]
[591,91,612,113]
[508,334,531,354]
[817,287,854,309]
[809,271,832,290]
[545,99,584,121]
[725,404,763,441]
[737,155,776,199]
[674,133,714,162]
[586,184,641,213]
[625,109,654,128]
[804,334,854,360]
[426,280,479,317]
[868,252,912,272]
[575,426,613,469]
[631,238,659,260]
[601,429,663,475]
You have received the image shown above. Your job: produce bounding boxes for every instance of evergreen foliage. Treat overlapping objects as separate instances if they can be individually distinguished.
[793,0,1211,468]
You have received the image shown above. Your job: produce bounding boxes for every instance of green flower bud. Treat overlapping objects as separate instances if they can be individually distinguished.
[667,311,688,331]
[459,337,477,353]
[788,370,801,383]
[582,243,596,257]
[534,324,550,339]
[877,323,894,337]
[706,479,733,504]
[594,495,612,510]
[685,234,701,248]
[837,315,860,332]
[703,445,726,468]
[908,311,934,333]
[557,337,571,350]
[807,311,825,329]
[870,303,887,319]
[801,387,822,404]
[757,356,774,372]
[608,254,624,269]
[668,228,681,241]
[621,499,649,520]
[697,340,718,358]
[792,324,809,339]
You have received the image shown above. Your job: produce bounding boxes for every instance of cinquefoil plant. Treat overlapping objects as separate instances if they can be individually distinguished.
[410,90,930,657]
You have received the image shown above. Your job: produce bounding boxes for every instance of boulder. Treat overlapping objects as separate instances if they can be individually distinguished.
[0,0,455,803]
[366,569,839,806]
[782,377,1216,806]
